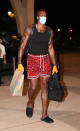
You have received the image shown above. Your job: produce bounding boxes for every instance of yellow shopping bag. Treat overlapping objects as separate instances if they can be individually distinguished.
[9,69,24,96]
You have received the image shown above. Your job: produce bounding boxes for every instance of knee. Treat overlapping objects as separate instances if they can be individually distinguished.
[41,81,48,91]
[30,85,36,91]
[41,80,46,87]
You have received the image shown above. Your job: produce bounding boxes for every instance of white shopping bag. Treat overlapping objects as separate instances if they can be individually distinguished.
[9,69,24,96]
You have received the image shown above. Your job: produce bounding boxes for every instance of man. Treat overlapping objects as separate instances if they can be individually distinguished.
[18,9,58,123]
[0,38,6,85]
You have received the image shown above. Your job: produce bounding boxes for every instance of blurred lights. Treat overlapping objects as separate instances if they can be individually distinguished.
[57,28,61,32]
[69,29,72,32]
[8,11,12,15]
[8,11,15,18]
[69,36,72,40]
[11,35,17,39]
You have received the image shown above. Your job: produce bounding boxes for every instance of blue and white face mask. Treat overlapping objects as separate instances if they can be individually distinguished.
[39,16,47,24]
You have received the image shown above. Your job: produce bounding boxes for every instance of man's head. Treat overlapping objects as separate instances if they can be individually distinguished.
[36,9,47,25]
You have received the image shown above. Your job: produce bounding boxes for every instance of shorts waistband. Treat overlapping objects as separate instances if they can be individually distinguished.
[28,53,48,57]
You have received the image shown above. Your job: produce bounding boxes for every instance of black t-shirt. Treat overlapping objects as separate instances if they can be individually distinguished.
[28,25,51,55]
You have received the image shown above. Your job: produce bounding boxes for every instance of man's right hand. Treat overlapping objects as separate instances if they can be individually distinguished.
[52,65,58,75]
[18,64,24,72]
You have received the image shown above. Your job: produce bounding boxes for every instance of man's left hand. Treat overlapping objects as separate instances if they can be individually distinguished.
[52,65,58,75]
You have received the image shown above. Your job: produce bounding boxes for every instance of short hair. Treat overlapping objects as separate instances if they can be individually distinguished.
[36,9,47,17]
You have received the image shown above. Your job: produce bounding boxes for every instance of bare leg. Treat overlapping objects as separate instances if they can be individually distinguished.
[27,76,54,122]
[27,78,38,107]
[40,76,49,118]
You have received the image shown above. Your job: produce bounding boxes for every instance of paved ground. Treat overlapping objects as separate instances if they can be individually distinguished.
[0,52,80,131]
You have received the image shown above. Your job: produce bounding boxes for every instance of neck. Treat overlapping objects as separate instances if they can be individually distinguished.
[36,23,46,32]
[37,22,45,27]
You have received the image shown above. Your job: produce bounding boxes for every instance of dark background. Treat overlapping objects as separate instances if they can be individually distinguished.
[34,0,80,33]
[0,0,80,34]
[0,0,16,33]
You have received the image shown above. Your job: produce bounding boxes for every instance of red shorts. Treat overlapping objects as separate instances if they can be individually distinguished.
[27,53,51,79]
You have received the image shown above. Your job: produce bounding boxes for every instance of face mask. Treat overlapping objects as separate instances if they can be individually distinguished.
[39,16,47,24]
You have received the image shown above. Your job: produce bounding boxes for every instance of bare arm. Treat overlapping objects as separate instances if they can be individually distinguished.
[48,28,57,65]
[3,54,6,64]
[18,25,33,64]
